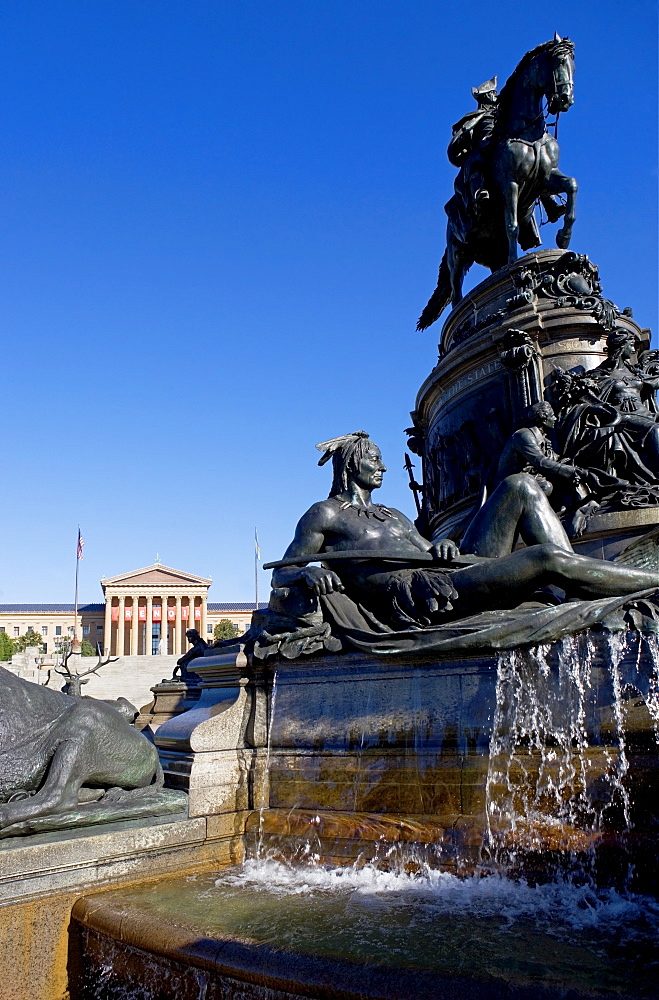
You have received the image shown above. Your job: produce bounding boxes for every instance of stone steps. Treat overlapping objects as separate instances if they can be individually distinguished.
[44,655,180,711]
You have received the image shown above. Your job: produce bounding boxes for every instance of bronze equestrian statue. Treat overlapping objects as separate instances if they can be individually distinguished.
[418,35,577,330]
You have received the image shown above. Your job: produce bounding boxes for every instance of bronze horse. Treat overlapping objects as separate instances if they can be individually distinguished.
[418,36,577,330]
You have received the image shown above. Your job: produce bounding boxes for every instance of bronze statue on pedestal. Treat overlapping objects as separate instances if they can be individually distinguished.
[418,35,577,329]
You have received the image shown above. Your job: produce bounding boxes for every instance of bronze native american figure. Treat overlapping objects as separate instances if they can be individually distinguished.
[253,432,659,661]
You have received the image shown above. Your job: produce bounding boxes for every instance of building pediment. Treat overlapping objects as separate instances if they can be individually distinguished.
[102,564,212,590]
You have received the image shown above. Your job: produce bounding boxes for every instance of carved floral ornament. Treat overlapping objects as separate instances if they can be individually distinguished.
[441,253,626,359]
[510,251,623,330]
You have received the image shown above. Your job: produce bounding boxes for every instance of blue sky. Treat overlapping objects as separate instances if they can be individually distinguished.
[1,0,656,603]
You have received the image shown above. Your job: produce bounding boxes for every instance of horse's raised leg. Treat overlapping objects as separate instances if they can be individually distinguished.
[502,181,520,263]
[546,168,577,249]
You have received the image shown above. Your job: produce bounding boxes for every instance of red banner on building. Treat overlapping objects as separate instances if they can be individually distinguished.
[138,606,146,621]
[111,607,119,622]
[167,607,175,621]
[181,607,189,621]
[194,606,201,620]
[124,607,132,621]
[152,606,162,621]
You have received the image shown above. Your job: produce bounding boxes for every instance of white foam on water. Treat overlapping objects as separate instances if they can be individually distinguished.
[218,857,659,938]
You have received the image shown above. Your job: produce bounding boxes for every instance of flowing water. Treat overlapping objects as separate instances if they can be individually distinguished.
[80,632,659,998]
[79,861,659,999]
[484,633,634,867]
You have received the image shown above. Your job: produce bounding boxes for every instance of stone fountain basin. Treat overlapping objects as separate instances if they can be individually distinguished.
[70,867,657,1000]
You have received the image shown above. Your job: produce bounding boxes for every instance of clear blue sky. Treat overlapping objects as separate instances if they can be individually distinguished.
[1,0,656,603]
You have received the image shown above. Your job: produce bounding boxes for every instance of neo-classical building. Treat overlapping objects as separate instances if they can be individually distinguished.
[0,562,265,657]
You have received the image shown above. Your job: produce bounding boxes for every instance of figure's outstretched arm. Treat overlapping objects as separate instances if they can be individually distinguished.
[272,506,344,596]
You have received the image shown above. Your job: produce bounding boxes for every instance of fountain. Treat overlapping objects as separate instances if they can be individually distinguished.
[70,630,659,999]
[3,34,659,1000]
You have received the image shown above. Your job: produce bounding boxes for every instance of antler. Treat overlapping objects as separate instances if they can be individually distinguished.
[77,645,119,678]
[56,643,118,680]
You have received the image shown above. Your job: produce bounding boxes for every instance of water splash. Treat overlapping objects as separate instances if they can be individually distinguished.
[256,666,278,859]
[81,862,659,999]
[642,631,659,742]
[221,856,658,931]
[254,629,656,888]
[484,631,637,865]
[603,630,631,829]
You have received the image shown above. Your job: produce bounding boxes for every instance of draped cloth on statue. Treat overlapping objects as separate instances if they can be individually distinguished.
[319,589,659,657]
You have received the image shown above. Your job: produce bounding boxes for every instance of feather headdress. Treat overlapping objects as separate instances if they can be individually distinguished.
[315,431,370,466]
[315,431,373,497]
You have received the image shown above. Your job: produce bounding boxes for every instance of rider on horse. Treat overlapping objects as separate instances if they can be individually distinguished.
[448,76,499,220]
[418,37,578,330]
[449,75,567,245]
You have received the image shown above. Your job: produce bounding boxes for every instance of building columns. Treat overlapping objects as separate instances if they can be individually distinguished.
[187,595,195,641]
[104,596,112,656]
[174,595,182,656]
[117,596,125,658]
[200,594,207,643]
[130,597,139,656]
[163,596,169,655]
[100,587,211,657]
[146,596,153,654]
[155,596,162,654]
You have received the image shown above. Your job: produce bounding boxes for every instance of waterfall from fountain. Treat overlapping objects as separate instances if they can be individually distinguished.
[75,630,659,999]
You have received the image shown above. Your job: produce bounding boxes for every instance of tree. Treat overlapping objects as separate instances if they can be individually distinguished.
[213,619,240,641]
[15,631,44,652]
[0,632,14,661]
[80,639,97,656]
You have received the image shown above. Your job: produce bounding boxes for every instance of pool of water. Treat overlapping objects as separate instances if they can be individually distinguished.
[76,859,659,999]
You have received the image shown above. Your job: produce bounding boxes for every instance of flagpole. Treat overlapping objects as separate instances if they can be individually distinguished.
[254,527,260,611]
[74,527,80,643]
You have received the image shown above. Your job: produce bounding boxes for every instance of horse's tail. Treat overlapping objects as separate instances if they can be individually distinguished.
[416,253,451,331]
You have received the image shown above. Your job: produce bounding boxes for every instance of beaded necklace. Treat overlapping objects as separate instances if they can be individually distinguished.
[330,495,394,522]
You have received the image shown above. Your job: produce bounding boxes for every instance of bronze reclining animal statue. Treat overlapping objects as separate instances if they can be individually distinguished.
[0,666,168,836]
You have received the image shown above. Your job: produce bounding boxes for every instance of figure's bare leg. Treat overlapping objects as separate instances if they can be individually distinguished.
[546,168,577,249]
[461,474,571,557]
[451,542,659,608]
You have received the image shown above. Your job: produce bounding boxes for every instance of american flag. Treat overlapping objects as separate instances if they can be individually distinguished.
[77,529,84,560]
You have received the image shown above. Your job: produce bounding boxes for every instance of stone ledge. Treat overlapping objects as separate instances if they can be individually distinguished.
[584,506,659,537]
[0,814,208,901]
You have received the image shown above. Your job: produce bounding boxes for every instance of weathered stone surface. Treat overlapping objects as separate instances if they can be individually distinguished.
[155,651,250,753]
[154,649,257,819]
[0,813,247,1000]
[137,680,202,732]
[0,815,207,899]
